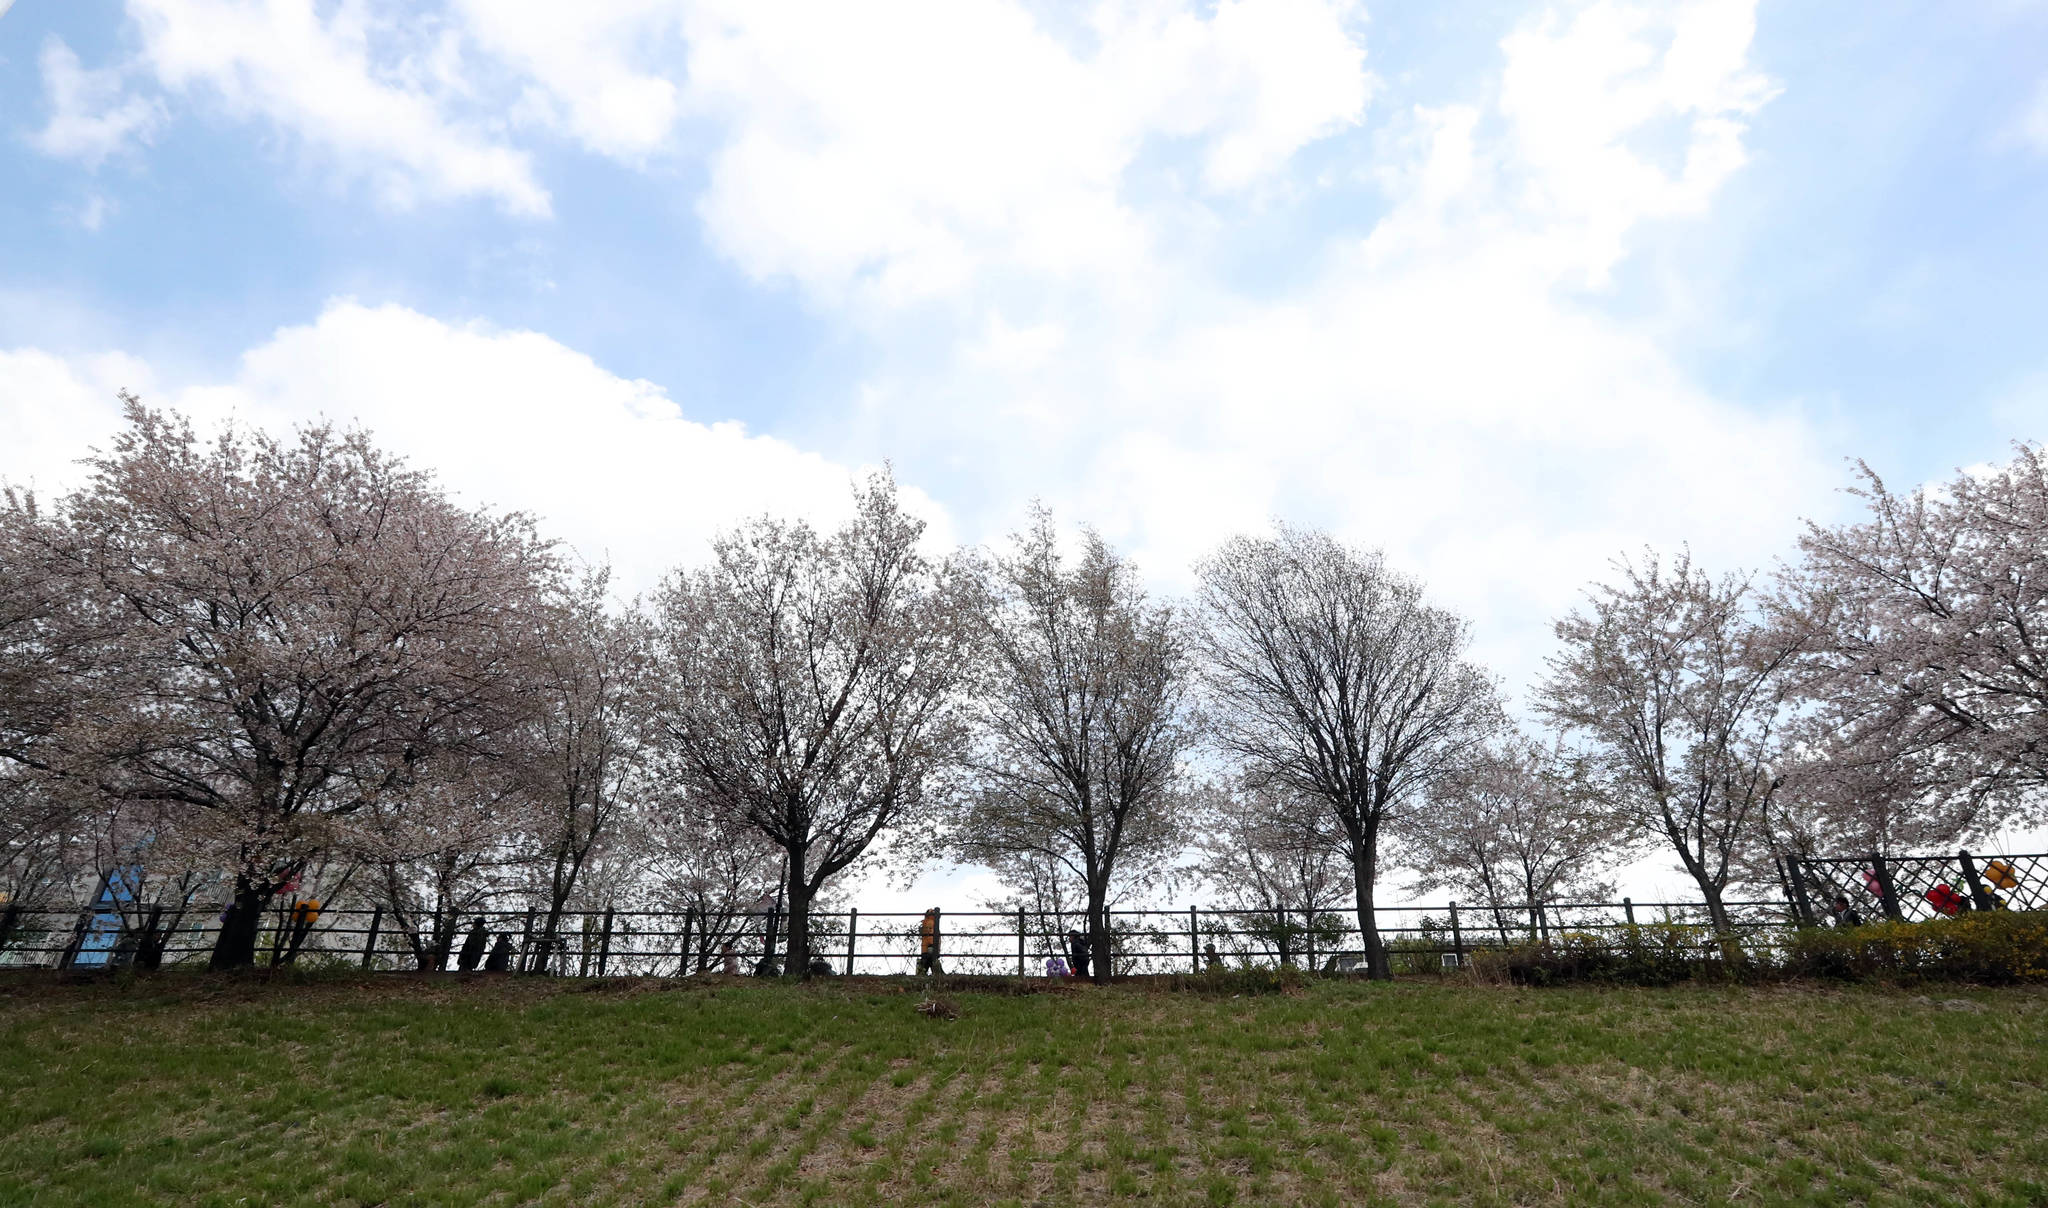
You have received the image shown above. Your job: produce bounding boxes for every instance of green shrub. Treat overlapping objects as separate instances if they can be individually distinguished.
[1784,910,2048,984]
[1156,965,1309,995]
[1385,915,1460,975]
[1476,924,1723,987]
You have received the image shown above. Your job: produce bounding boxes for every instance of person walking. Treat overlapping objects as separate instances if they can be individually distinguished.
[1067,927,1092,980]
[917,908,944,975]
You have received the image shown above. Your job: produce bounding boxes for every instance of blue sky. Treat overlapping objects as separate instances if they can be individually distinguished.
[4,1,2048,898]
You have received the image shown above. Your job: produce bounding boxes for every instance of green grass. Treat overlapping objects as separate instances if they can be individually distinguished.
[1,971,2043,1206]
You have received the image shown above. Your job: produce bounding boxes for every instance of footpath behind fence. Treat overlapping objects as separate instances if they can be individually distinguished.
[2,849,2037,979]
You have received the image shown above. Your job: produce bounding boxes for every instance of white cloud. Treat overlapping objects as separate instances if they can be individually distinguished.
[0,302,947,595]
[0,347,158,498]
[450,0,683,159]
[73,193,115,231]
[64,0,1367,232]
[126,0,550,215]
[1494,0,1777,284]
[31,38,165,166]
[680,0,1371,304]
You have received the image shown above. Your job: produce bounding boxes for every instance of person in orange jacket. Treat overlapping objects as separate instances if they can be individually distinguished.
[917,908,943,975]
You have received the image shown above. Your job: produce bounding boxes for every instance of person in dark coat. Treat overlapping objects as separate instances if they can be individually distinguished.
[1067,928,1092,979]
[483,934,514,972]
[457,918,489,971]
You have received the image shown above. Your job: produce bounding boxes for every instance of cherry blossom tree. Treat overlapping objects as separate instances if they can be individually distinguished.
[0,491,104,909]
[950,511,1196,983]
[23,398,558,968]
[359,759,524,970]
[652,471,976,980]
[1538,551,1804,944]
[1783,447,2048,845]
[633,795,783,974]
[512,567,654,972]
[1189,783,1350,967]
[1196,527,1501,980]
[1403,739,1626,942]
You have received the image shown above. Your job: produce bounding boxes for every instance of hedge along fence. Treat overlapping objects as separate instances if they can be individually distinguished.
[1781,911,2048,984]
[1477,910,2048,987]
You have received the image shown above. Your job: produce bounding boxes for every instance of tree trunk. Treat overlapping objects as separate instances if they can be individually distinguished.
[785,847,811,980]
[1351,853,1391,981]
[1680,854,1743,965]
[1088,878,1111,985]
[1699,878,1742,963]
[209,877,267,970]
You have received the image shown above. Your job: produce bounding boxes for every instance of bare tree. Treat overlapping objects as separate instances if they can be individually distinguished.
[1189,783,1350,967]
[1404,739,1625,943]
[20,399,557,968]
[1538,551,1803,944]
[952,512,1195,983]
[652,472,976,980]
[1782,447,2048,844]
[1195,527,1500,980]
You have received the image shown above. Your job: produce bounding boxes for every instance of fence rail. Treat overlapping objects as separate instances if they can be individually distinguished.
[2,849,2033,978]
[0,899,1790,977]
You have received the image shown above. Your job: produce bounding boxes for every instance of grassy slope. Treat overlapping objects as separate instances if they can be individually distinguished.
[0,972,2042,1207]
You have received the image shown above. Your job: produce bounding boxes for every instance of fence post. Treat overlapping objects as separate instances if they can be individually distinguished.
[1870,852,1904,922]
[517,909,535,974]
[1958,850,1995,912]
[1304,908,1316,972]
[359,905,383,970]
[846,907,859,976]
[1622,897,1636,926]
[1189,906,1199,973]
[933,907,942,973]
[1018,907,1027,977]
[597,906,615,978]
[1448,901,1464,965]
[678,907,694,977]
